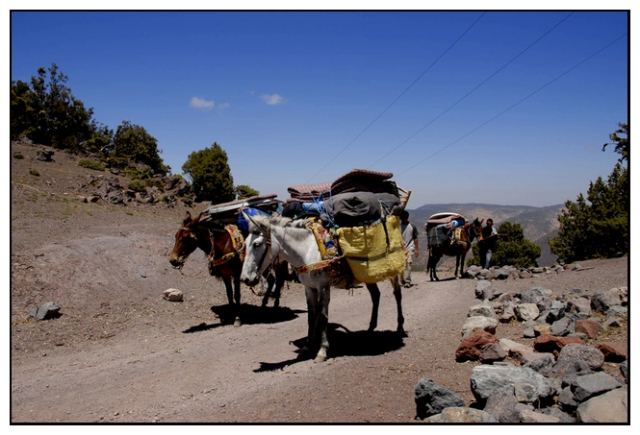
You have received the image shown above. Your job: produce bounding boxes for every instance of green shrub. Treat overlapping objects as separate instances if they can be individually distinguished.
[13,152,24,159]
[145,178,164,191]
[78,159,105,171]
[29,168,40,176]
[128,180,147,193]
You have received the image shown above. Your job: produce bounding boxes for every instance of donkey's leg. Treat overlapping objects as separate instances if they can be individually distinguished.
[261,270,276,308]
[314,285,331,363]
[454,254,461,279]
[365,283,381,332]
[271,262,287,309]
[232,268,242,327]
[391,276,406,336]
[459,252,467,278]
[301,286,318,359]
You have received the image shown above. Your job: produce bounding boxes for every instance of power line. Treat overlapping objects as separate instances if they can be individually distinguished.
[304,12,486,184]
[397,33,628,177]
[367,12,575,170]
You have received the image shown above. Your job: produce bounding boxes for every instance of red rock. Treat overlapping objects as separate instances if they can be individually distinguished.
[455,331,499,362]
[595,342,627,362]
[575,320,601,339]
[534,335,583,356]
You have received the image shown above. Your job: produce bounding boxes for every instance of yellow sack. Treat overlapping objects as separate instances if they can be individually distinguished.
[335,215,406,284]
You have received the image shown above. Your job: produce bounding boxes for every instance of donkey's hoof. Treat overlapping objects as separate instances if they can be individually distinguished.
[314,351,328,363]
[233,318,242,327]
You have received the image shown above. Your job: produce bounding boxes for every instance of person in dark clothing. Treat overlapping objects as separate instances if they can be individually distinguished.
[479,218,498,269]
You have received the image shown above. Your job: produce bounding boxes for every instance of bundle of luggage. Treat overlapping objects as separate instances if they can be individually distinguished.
[424,212,468,248]
[283,168,410,285]
[202,194,281,235]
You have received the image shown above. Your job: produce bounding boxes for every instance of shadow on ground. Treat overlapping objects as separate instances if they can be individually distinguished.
[252,323,406,372]
[181,304,302,333]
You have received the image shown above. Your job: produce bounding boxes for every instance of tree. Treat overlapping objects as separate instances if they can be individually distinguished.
[468,221,541,268]
[108,120,169,177]
[10,63,94,150]
[182,143,235,203]
[549,124,629,263]
[235,184,260,200]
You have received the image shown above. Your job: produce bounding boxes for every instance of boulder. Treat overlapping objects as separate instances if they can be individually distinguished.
[514,303,539,322]
[423,407,497,423]
[570,372,622,402]
[557,343,605,370]
[468,302,497,319]
[455,331,499,362]
[574,319,601,339]
[576,387,628,423]
[547,359,592,387]
[461,316,498,338]
[482,386,520,423]
[566,297,591,316]
[29,301,61,320]
[590,289,622,313]
[519,409,562,423]
[475,281,494,300]
[415,378,466,419]
[478,343,507,364]
[533,335,583,356]
[551,316,574,336]
[595,342,627,362]
[163,288,184,302]
[470,364,557,404]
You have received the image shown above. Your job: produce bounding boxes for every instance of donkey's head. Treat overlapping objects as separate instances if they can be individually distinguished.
[169,211,211,269]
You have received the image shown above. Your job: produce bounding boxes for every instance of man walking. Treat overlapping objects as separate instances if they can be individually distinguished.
[400,210,419,288]
[480,218,498,269]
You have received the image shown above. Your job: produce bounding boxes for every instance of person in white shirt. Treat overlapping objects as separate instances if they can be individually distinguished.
[400,210,419,288]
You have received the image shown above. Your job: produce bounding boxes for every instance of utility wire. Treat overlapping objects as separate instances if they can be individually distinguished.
[304,12,486,183]
[367,12,574,170]
[397,33,628,177]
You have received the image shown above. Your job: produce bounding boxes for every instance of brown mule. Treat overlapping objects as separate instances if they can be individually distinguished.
[169,211,286,326]
[426,217,484,281]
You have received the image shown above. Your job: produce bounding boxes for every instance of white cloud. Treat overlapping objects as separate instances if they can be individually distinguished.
[218,102,230,109]
[190,96,214,109]
[261,93,286,106]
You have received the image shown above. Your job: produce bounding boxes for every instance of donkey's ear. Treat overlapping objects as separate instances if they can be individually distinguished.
[183,211,192,225]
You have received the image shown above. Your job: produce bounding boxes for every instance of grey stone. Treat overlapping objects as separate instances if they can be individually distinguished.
[541,407,575,423]
[551,316,574,336]
[423,407,497,423]
[461,316,498,338]
[620,360,628,383]
[548,359,592,387]
[566,297,591,316]
[606,305,628,319]
[415,378,466,419]
[468,302,497,319]
[519,409,562,423]
[523,353,555,376]
[558,386,578,411]
[591,289,622,313]
[470,364,557,404]
[514,303,539,322]
[571,372,622,402]
[29,301,61,320]
[479,342,507,364]
[576,387,628,423]
[475,281,494,300]
[557,343,605,370]
[483,386,520,423]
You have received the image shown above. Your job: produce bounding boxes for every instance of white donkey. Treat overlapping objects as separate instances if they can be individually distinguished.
[240,213,405,363]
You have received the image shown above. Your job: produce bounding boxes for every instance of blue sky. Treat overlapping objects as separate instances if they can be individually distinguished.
[9,8,630,208]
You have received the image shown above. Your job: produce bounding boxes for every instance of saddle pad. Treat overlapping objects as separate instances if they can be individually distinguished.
[335,215,405,284]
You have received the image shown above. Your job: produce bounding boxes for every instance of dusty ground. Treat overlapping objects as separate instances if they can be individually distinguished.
[9,141,629,424]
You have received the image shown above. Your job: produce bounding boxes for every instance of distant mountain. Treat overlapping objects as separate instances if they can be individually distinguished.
[405,203,565,268]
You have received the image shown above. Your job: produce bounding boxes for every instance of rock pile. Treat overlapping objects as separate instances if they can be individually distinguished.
[466,263,576,281]
[415,281,628,423]
[76,174,194,208]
